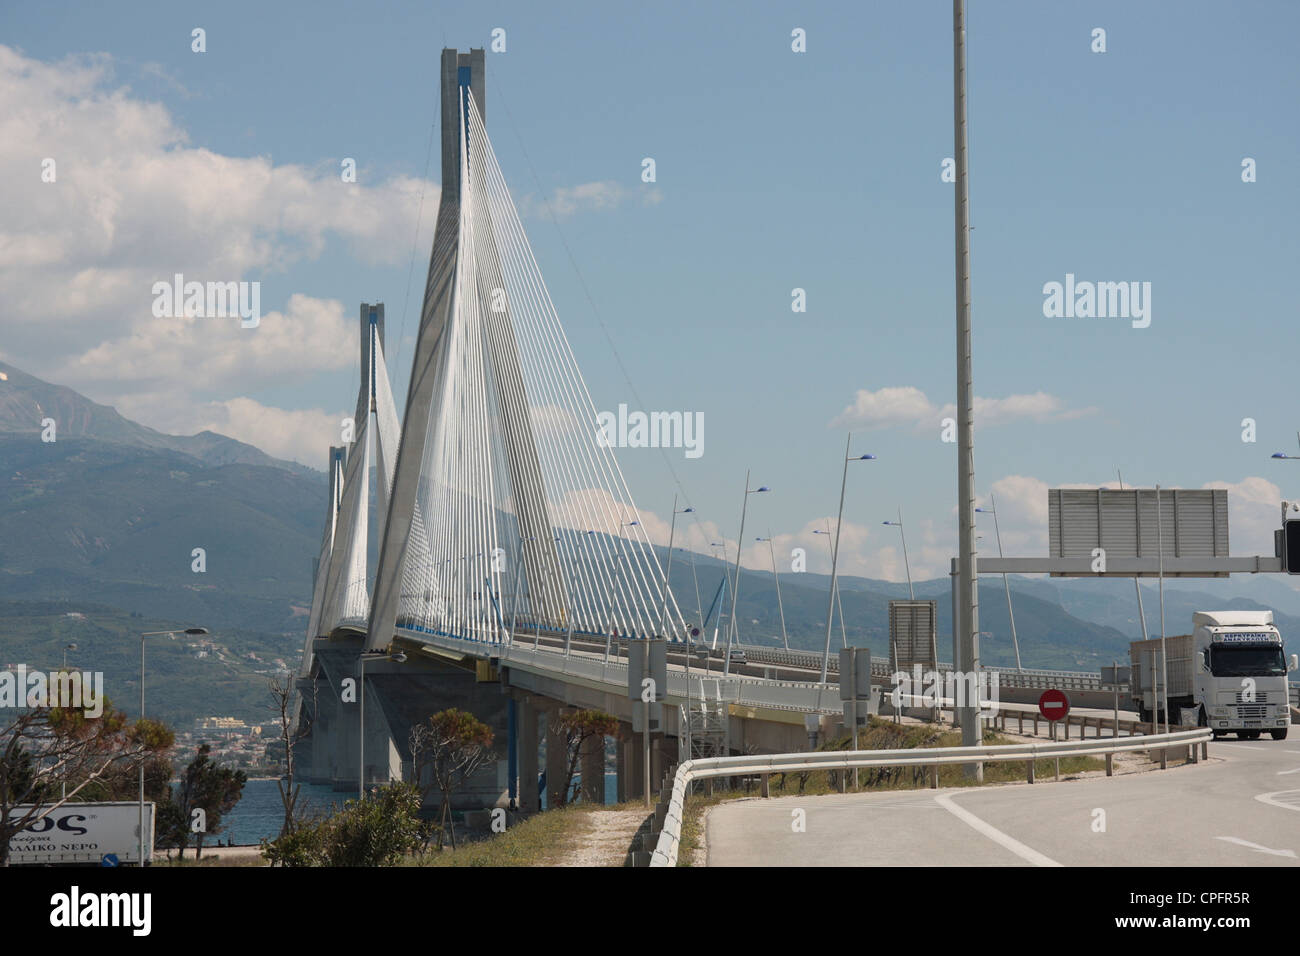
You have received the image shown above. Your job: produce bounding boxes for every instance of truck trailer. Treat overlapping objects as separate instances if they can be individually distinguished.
[1130,610,1296,740]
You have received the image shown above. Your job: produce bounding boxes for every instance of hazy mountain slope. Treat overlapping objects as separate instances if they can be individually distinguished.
[0,360,319,477]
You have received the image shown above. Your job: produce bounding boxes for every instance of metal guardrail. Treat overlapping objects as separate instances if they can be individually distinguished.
[648,727,1213,867]
[399,625,848,715]
[741,646,1112,692]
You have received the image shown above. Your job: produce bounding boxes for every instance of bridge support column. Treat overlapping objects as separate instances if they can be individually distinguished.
[615,728,628,803]
[621,730,645,802]
[651,735,672,798]
[580,732,605,805]
[546,707,569,808]
[518,699,539,814]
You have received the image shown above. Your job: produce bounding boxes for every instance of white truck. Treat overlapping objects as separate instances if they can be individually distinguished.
[1131,611,1297,740]
[7,801,154,866]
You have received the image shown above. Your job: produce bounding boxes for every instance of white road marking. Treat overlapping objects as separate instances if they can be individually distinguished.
[934,793,1062,867]
[1256,790,1300,813]
[1215,836,1297,858]
[1276,768,1300,776]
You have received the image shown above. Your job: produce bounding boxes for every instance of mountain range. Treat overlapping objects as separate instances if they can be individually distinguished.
[2,360,1297,722]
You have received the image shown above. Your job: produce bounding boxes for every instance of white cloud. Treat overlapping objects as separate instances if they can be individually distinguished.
[519,180,662,220]
[54,294,354,394]
[0,45,437,448]
[829,386,1095,431]
[1202,476,1284,555]
[195,398,343,467]
[828,386,932,430]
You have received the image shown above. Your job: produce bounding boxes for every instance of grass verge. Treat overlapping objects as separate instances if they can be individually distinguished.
[409,804,599,867]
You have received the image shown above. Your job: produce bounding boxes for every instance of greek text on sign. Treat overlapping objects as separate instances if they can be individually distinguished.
[1213,632,1281,644]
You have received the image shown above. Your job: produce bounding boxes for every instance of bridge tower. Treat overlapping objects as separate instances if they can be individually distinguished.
[367,48,567,649]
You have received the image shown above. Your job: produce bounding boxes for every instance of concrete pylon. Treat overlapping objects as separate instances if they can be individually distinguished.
[580,732,605,805]
[366,49,481,651]
[300,445,345,674]
[517,697,539,814]
[354,303,384,430]
[545,707,569,808]
[319,305,385,633]
[367,48,571,650]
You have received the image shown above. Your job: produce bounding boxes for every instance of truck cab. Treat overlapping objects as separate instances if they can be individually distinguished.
[1193,611,1295,740]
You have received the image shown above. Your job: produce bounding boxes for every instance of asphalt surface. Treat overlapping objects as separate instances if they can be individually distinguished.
[706,735,1300,865]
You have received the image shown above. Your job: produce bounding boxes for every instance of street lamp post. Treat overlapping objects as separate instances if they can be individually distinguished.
[659,498,694,635]
[975,494,1022,672]
[358,648,408,801]
[709,542,729,651]
[139,626,207,866]
[1116,470,1150,642]
[723,473,768,677]
[1270,431,1300,461]
[1156,485,1169,737]
[756,533,789,650]
[819,437,877,684]
[881,512,915,724]
[812,528,849,651]
[684,547,704,634]
[882,512,915,601]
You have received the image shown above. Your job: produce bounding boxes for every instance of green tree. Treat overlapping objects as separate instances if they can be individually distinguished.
[0,699,172,867]
[165,744,247,859]
[409,708,494,849]
[551,709,619,806]
[267,673,315,838]
[260,783,424,867]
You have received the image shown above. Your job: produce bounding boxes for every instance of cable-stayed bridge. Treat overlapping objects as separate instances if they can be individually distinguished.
[292,48,1280,817]
[296,49,717,811]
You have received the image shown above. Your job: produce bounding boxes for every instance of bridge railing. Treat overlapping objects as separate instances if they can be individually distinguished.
[647,727,1213,867]
[397,623,1117,713]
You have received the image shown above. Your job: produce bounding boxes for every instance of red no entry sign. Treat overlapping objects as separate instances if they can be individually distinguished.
[1038,688,1070,721]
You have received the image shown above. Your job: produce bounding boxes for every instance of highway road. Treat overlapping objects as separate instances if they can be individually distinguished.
[706,737,1300,865]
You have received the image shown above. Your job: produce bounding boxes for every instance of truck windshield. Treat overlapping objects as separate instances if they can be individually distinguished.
[1209,645,1287,677]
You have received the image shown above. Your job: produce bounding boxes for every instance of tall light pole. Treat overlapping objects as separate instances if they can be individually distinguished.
[683,546,704,633]
[723,473,768,677]
[882,512,915,600]
[976,495,1022,672]
[358,648,407,801]
[1116,470,1150,642]
[139,626,206,866]
[952,0,982,776]
[813,528,849,651]
[819,438,877,683]
[756,534,789,650]
[710,542,729,651]
[1269,431,1300,461]
[659,497,694,635]
[881,513,915,721]
[1156,485,1169,736]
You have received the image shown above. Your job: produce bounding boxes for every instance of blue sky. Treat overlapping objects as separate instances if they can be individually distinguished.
[2,0,1298,582]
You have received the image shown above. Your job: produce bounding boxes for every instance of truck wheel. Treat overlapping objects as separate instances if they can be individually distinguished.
[1139,708,1152,724]
[1271,729,1288,741]
[1240,731,1261,740]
